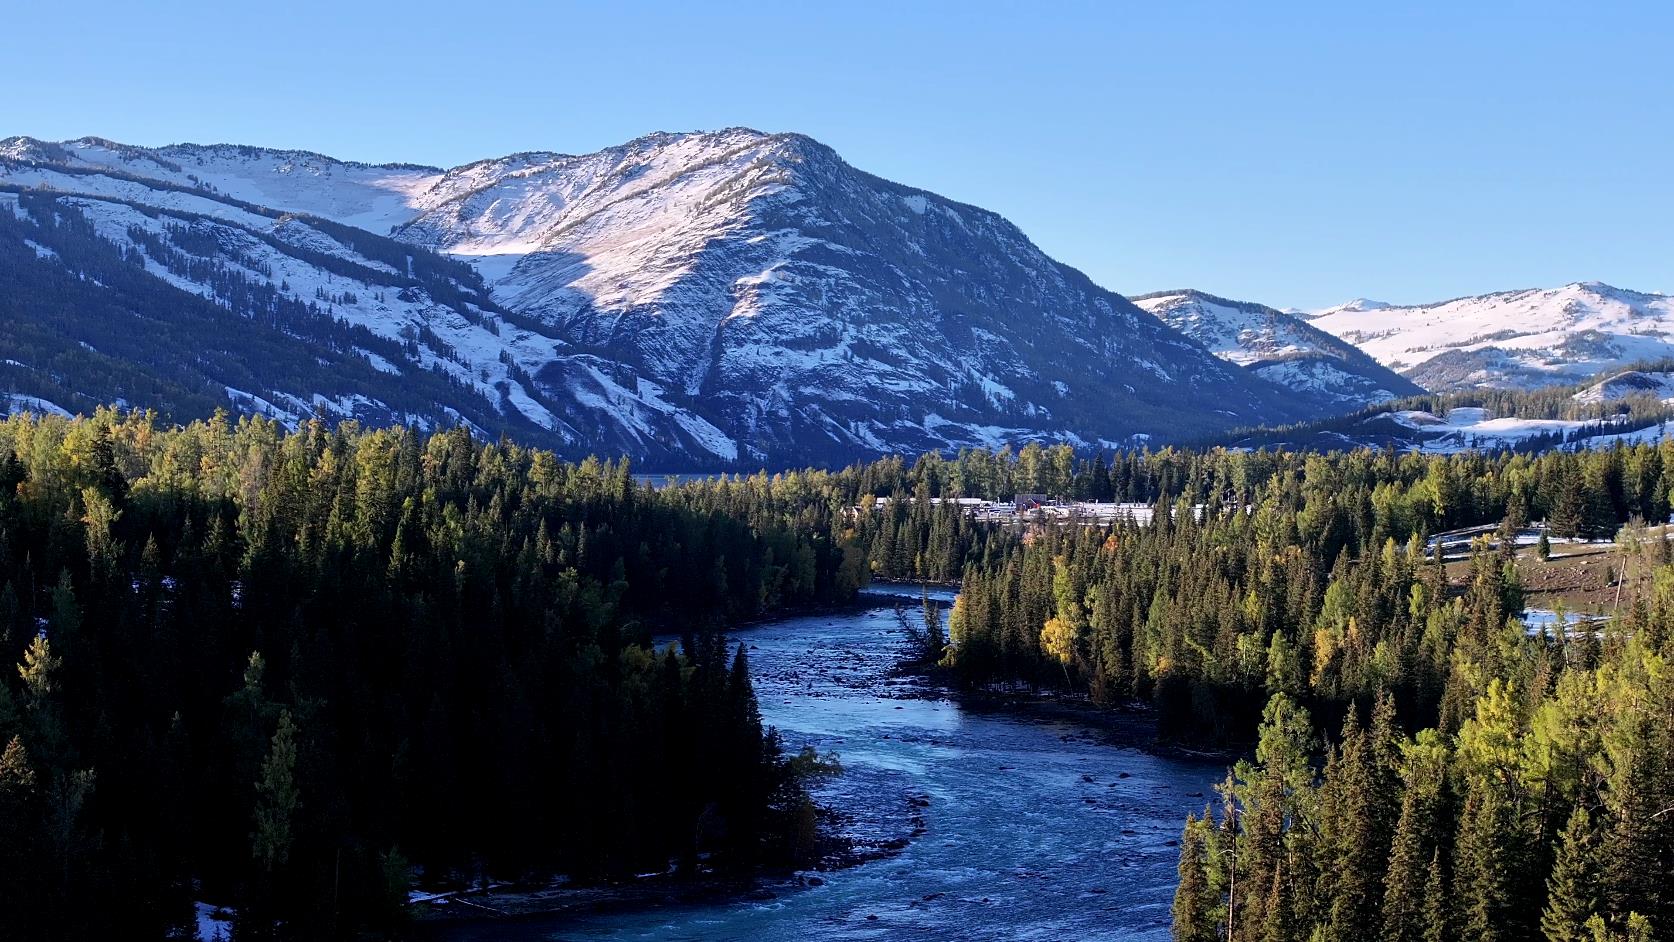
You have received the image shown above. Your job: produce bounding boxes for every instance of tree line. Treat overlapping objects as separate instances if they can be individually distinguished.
[0,409,870,940]
[875,443,1673,940]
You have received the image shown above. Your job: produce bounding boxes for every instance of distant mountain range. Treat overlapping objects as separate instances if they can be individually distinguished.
[1132,281,1674,401]
[1130,289,1423,411]
[1304,282,1674,391]
[0,130,1319,465]
[3,130,1668,463]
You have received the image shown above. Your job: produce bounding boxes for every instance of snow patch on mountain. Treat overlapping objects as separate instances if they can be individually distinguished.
[1307,282,1674,391]
[1573,370,1674,404]
[1133,289,1423,409]
[1,129,1321,464]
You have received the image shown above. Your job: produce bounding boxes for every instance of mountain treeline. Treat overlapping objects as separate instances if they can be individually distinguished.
[0,409,868,941]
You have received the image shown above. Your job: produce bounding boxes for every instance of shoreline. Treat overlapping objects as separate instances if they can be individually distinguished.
[419,589,1229,934]
[890,653,1241,765]
[411,804,920,932]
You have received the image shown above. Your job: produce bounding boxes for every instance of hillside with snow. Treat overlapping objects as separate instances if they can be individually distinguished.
[0,130,1321,465]
[1132,289,1423,410]
[1572,369,1674,404]
[1305,283,1674,392]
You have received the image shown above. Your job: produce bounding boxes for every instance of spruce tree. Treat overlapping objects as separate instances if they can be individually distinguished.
[1454,778,1518,942]
[1420,849,1449,942]
[1320,710,1386,941]
[1173,813,1217,942]
[252,710,299,872]
[1383,733,1446,942]
[1260,859,1294,942]
[1542,806,1597,942]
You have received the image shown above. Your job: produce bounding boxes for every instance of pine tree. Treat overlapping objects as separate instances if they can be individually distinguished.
[1420,849,1449,942]
[1383,733,1446,942]
[252,710,299,872]
[1542,806,1597,942]
[1259,859,1294,942]
[1584,913,1654,942]
[1173,813,1217,942]
[1552,465,1588,540]
[1454,778,1518,942]
[17,633,61,705]
[1319,710,1386,941]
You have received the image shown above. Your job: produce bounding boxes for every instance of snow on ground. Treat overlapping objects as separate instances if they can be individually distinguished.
[64,138,443,234]
[1386,407,1650,453]
[1,130,1326,461]
[30,187,569,430]
[194,902,234,942]
[1521,609,1610,638]
[1307,282,1674,388]
[1573,370,1674,404]
[3,393,73,418]
[1567,419,1673,450]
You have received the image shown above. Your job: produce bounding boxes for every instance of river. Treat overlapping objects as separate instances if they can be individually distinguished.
[440,587,1224,941]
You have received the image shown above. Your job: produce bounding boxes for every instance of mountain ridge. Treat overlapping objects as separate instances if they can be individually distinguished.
[1306,281,1674,391]
[0,128,1319,465]
[1131,288,1424,410]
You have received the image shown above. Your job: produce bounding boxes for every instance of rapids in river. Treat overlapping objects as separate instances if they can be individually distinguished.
[442,587,1223,941]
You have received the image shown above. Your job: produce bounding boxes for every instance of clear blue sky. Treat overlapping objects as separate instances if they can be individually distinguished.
[6,0,1670,309]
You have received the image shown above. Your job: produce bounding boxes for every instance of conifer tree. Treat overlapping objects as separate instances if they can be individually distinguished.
[1173,813,1217,942]
[1420,849,1449,942]
[0,735,34,797]
[1542,806,1598,942]
[1382,730,1448,942]
[1454,778,1518,942]
[252,710,299,872]
[1259,859,1294,942]
[1319,709,1385,941]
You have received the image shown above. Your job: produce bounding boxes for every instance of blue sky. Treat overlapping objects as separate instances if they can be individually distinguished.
[6,0,1670,309]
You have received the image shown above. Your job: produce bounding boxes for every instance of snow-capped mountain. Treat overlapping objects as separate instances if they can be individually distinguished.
[1131,290,1423,410]
[0,130,1318,465]
[1305,282,1674,392]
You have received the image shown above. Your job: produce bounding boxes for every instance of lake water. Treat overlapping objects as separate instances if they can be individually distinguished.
[439,587,1222,941]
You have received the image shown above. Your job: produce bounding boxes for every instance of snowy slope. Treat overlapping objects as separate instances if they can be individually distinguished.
[1132,289,1423,410]
[1,129,1321,465]
[387,130,1317,460]
[1572,369,1674,404]
[1306,283,1674,392]
[0,136,442,233]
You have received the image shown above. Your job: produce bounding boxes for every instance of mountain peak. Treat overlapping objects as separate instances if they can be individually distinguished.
[0,129,1317,465]
[1132,289,1423,410]
[1313,297,1394,317]
[0,135,70,163]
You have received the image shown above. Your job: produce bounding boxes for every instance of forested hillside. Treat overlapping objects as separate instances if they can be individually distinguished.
[915,446,1673,941]
[684,441,1674,940]
[0,410,868,940]
[5,411,1671,941]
